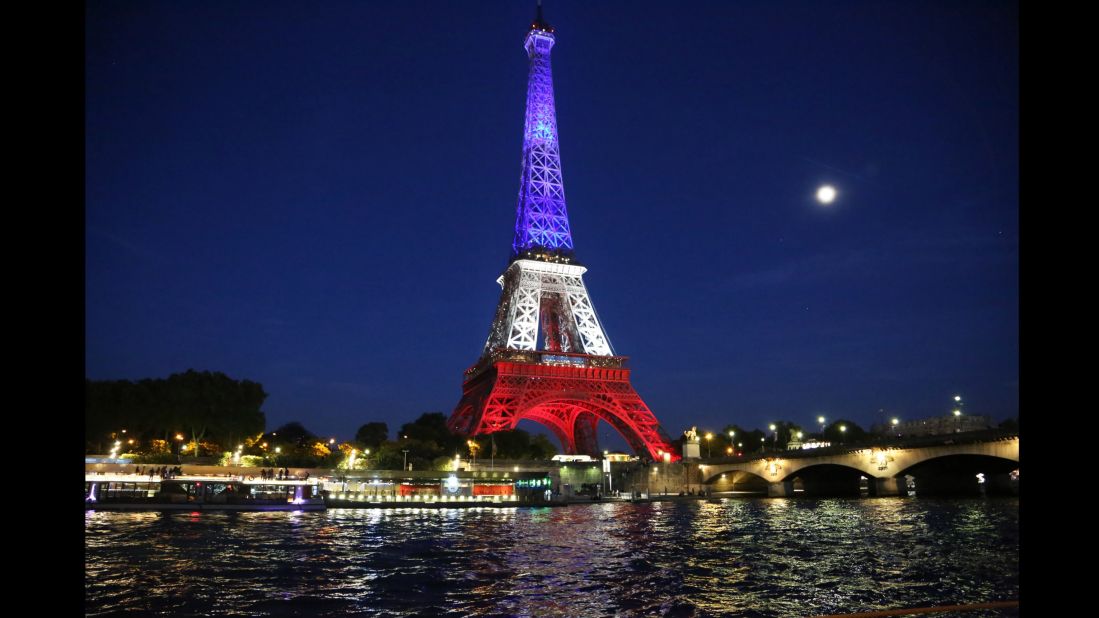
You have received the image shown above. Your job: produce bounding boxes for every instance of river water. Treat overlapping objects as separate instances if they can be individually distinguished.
[85,497,1018,617]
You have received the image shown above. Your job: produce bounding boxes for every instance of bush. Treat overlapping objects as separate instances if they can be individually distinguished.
[132,453,180,464]
[272,453,327,469]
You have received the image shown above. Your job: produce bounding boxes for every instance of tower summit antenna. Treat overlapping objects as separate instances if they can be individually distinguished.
[532,1,552,33]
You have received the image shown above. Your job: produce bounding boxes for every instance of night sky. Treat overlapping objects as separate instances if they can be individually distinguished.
[85,1,1018,451]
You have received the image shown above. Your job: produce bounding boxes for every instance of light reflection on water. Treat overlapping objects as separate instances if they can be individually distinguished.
[85,498,1018,617]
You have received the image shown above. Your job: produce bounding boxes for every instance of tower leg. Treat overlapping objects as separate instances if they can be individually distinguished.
[573,411,600,457]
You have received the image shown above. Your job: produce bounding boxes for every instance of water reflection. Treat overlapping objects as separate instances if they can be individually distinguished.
[86,498,1018,617]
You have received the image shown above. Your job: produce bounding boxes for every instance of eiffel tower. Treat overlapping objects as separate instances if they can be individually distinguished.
[447,4,679,462]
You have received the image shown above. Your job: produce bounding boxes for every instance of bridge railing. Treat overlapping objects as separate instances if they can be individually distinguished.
[703,429,1019,464]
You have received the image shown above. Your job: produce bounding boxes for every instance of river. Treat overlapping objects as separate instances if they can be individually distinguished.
[85,496,1018,617]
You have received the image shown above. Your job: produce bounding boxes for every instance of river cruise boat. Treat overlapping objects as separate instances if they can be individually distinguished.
[84,473,325,511]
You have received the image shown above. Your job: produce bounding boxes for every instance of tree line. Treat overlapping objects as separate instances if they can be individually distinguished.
[264,412,558,471]
[86,370,266,459]
[85,372,558,469]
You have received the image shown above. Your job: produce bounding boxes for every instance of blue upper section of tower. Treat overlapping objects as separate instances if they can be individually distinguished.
[511,4,576,264]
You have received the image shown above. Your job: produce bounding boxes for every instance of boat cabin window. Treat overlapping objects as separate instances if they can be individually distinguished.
[100,481,161,499]
[249,484,297,501]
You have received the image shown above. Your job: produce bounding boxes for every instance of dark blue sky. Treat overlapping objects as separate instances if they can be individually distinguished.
[85,0,1018,451]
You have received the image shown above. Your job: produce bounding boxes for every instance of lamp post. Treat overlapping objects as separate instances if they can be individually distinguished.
[891,417,900,437]
[839,424,847,444]
[705,432,713,458]
[769,424,778,449]
[818,416,826,439]
[402,449,410,471]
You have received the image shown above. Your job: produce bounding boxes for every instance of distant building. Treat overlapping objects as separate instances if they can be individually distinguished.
[551,454,595,463]
[874,414,992,437]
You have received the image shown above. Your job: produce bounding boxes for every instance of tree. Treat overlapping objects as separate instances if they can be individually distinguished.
[772,421,805,450]
[998,417,1019,432]
[399,412,464,455]
[355,422,388,449]
[716,424,740,453]
[734,428,766,453]
[529,434,558,459]
[823,419,867,444]
[267,422,315,450]
[85,370,267,456]
[468,429,559,460]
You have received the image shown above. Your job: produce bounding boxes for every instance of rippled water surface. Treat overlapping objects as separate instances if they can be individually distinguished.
[85,497,1018,617]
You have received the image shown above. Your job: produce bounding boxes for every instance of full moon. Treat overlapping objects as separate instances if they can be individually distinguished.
[816,185,837,205]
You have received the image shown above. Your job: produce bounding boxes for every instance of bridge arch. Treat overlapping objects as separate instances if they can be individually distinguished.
[704,469,770,494]
[898,453,1019,496]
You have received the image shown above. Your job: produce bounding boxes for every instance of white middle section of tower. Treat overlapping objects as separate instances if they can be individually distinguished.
[492,259,613,356]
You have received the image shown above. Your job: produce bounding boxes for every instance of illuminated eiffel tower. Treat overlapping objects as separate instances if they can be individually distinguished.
[447,3,679,461]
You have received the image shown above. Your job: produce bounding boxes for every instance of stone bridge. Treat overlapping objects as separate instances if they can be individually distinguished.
[695,432,1019,497]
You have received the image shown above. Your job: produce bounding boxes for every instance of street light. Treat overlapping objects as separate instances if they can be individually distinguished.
[402,449,410,471]
[769,424,778,449]
[839,425,847,444]
[818,416,826,438]
[705,432,713,458]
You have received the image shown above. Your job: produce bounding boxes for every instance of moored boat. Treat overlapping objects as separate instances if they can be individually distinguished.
[84,473,326,511]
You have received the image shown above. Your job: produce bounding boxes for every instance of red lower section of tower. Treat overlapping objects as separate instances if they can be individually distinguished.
[448,355,680,462]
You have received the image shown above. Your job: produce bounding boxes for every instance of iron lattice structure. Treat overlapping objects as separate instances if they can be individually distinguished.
[511,18,573,260]
[447,8,679,461]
